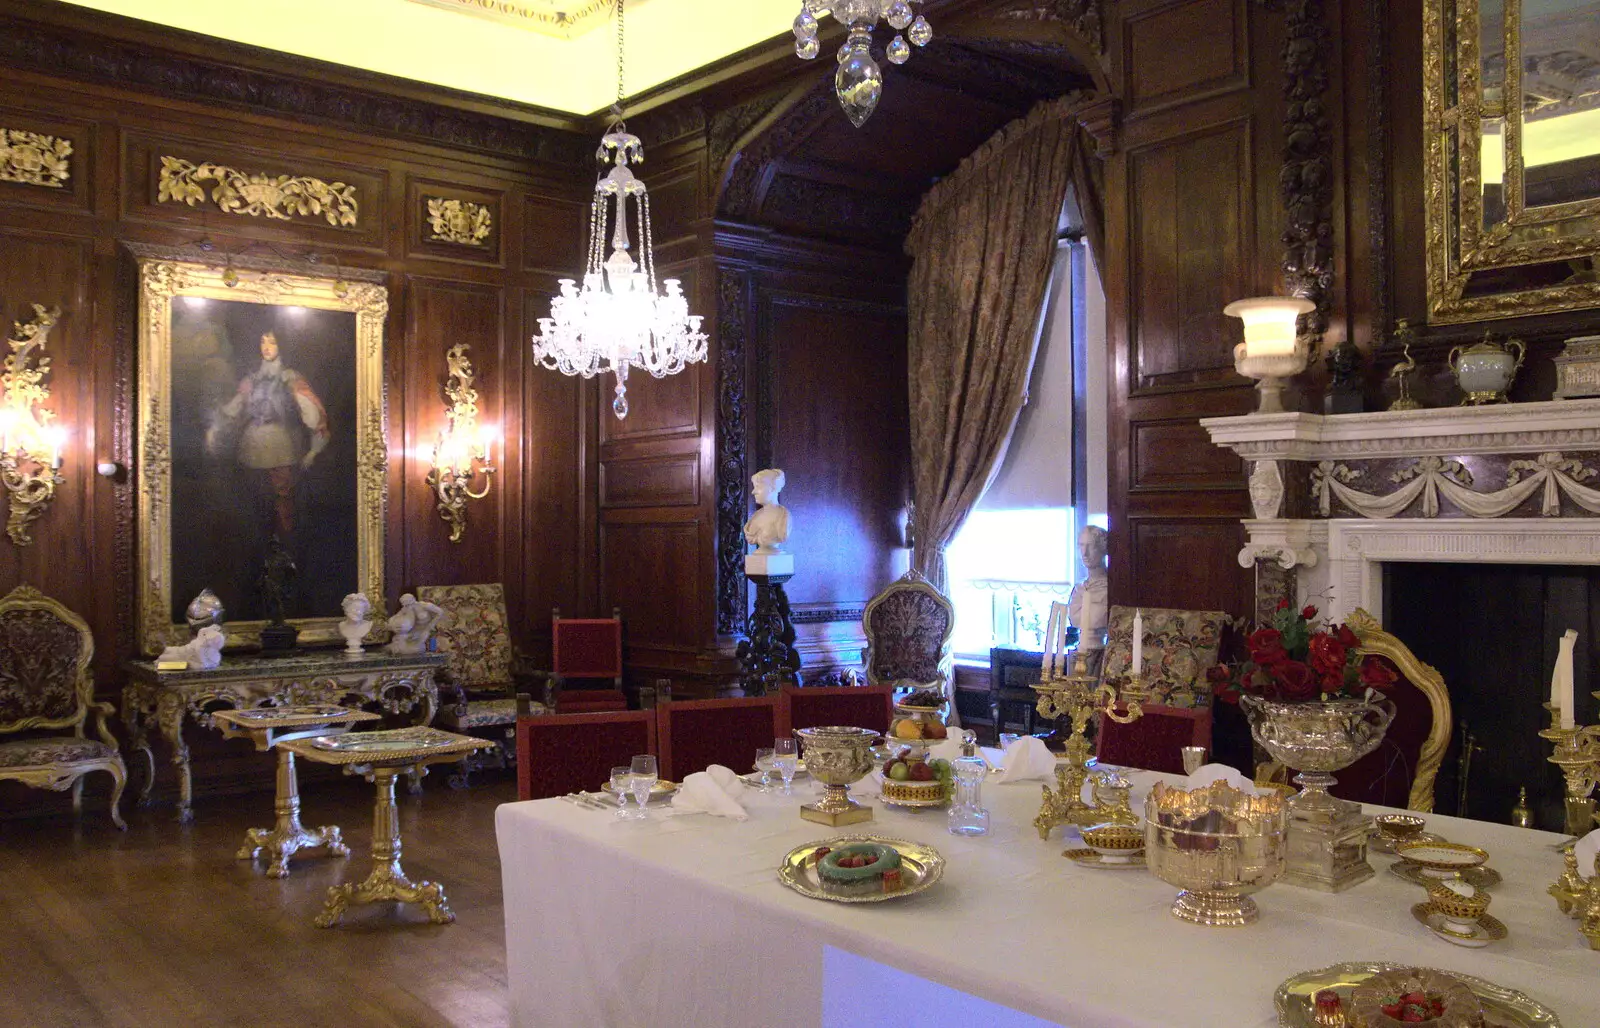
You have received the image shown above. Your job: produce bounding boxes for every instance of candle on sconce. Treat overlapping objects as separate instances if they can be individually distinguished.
[1558,629,1579,730]
[1131,608,1144,678]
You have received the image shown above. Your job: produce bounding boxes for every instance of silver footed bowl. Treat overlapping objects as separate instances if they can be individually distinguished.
[1240,695,1395,812]
[1145,780,1287,926]
[795,726,878,817]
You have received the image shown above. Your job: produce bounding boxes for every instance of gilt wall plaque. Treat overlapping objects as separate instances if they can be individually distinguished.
[0,129,72,188]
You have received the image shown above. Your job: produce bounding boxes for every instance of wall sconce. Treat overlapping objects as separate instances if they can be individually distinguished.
[1224,296,1316,414]
[0,305,65,546]
[426,342,496,542]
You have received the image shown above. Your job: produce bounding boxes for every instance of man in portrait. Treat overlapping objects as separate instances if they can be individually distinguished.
[205,330,330,543]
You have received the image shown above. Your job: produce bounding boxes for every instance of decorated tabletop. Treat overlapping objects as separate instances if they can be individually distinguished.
[498,766,1598,1028]
[280,726,490,766]
[124,649,445,681]
[210,704,382,730]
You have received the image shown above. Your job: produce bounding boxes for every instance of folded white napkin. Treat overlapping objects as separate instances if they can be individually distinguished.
[671,764,748,820]
[1575,828,1600,877]
[1184,763,1267,796]
[995,736,1058,783]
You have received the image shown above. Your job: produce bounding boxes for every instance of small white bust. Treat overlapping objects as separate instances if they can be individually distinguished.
[384,593,446,655]
[1066,525,1110,652]
[339,592,373,654]
[157,624,226,670]
[742,468,790,554]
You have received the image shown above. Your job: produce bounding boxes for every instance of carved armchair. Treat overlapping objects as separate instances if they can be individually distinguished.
[548,608,630,713]
[861,570,955,695]
[0,585,126,828]
[417,583,546,787]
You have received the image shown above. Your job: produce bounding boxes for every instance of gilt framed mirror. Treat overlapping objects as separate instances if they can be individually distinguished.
[1424,0,1600,323]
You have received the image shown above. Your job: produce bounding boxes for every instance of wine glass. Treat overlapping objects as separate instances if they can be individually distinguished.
[754,747,775,787]
[629,754,658,819]
[1181,746,1207,776]
[610,766,631,819]
[773,737,798,795]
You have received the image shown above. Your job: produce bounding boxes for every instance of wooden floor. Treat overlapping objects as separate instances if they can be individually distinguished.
[0,772,516,1028]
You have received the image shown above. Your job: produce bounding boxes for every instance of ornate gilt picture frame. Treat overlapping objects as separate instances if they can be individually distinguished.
[135,255,388,655]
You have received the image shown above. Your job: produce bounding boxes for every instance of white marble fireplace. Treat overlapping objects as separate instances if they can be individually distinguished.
[1201,399,1600,623]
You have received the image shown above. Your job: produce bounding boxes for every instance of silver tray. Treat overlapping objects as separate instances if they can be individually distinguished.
[778,835,945,904]
[1275,962,1560,1027]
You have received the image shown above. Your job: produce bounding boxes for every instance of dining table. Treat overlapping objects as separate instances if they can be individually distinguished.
[495,761,1600,1027]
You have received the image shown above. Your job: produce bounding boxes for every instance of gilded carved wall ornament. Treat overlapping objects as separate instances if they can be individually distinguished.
[0,305,65,546]
[157,156,359,227]
[0,129,72,188]
[424,197,493,246]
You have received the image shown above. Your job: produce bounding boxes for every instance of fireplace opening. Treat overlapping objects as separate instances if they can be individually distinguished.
[1383,562,1600,830]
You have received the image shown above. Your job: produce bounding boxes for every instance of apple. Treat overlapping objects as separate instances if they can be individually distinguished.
[924,721,947,740]
[909,762,935,782]
[888,761,911,781]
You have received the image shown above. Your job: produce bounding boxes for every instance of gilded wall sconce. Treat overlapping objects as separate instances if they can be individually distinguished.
[0,304,65,545]
[426,342,496,542]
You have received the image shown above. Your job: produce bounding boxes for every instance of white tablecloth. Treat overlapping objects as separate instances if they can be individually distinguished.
[496,771,1599,1028]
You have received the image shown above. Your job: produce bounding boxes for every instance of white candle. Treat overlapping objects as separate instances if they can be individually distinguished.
[1131,608,1143,679]
[1558,629,1579,730]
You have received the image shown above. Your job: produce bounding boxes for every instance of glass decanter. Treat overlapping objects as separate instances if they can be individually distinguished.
[946,755,990,836]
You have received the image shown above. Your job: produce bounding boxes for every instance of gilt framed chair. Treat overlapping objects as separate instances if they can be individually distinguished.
[516,709,656,801]
[861,570,955,694]
[417,583,547,788]
[1100,605,1228,709]
[0,585,126,829]
[656,696,790,782]
[549,608,629,714]
[783,683,894,735]
[1094,704,1213,775]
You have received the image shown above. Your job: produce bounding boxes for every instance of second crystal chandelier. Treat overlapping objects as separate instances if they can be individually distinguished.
[793,1,932,127]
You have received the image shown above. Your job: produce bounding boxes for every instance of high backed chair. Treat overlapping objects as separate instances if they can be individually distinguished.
[516,709,656,801]
[862,570,955,694]
[784,684,894,735]
[1095,704,1213,775]
[1100,605,1228,708]
[549,608,629,714]
[419,584,547,770]
[657,696,789,782]
[1330,609,1452,812]
[0,585,126,829]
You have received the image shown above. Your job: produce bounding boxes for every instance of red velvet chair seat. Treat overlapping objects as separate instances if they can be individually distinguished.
[1094,704,1213,775]
[657,697,790,782]
[516,710,656,801]
[783,684,894,735]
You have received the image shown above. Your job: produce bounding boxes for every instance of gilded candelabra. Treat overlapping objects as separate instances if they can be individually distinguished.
[1549,844,1600,949]
[426,342,496,542]
[0,304,65,546]
[1031,650,1145,839]
[1539,700,1600,837]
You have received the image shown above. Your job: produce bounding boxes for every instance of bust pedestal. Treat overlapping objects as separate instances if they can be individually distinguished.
[736,570,801,696]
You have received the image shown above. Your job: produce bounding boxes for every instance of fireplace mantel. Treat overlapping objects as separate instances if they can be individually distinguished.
[1201,400,1600,623]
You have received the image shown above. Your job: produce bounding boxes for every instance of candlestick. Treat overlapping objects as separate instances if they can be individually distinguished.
[1541,701,1600,837]
[1559,629,1579,730]
[1132,607,1143,677]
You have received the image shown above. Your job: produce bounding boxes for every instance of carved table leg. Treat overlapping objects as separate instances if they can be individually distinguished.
[156,694,193,823]
[238,749,348,879]
[316,765,453,928]
[123,687,157,805]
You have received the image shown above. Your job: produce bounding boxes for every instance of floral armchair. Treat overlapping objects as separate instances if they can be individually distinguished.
[1100,605,1228,709]
[0,585,126,828]
[862,570,955,693]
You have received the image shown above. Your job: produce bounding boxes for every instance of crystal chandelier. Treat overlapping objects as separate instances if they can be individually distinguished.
[533,0,707,419]
[792,1,932,127]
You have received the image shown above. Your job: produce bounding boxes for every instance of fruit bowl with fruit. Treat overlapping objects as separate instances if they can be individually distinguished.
[888,695,950,760]
[878,750,954,807]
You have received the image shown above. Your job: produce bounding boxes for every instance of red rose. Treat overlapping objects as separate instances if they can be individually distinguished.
[1336,624,1359,649]
[1308,633,1347,678]
[1248,627,1288,666]
[1359,655,1399,691]
[1273,660,1320,701]
[1301,605,1319,620]
[1276,597,1290,612]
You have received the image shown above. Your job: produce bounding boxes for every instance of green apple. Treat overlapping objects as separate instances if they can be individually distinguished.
[887,761,911,781]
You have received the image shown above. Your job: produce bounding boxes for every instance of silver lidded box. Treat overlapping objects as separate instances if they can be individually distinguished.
[1555,335,1600,400]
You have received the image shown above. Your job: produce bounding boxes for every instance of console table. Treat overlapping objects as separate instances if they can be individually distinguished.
[122,650,445,822]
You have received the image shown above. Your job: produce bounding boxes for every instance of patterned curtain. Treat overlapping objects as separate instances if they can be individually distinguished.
[905,94,1105,592]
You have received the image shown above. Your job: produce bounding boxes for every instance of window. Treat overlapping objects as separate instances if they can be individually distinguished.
[946,508,1075,659]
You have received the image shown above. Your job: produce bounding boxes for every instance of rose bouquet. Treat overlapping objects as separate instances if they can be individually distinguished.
[1210,599,1398,705]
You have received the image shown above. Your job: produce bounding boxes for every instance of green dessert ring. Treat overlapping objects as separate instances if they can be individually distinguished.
[817,842,902,883]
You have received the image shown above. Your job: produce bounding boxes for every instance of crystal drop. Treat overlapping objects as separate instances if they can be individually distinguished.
[834,51,883,127]
[796,35,820,60]
[887,35,911,64]
[908,14,932,46]
[887,0,914,30]
[793,8,817,35]
[612,386,629,420]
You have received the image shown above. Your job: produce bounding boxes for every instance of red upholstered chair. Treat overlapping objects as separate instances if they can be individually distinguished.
[1094,704,1213,775]
[549,607,629,714]
[657,697,791,782]
[783,684,894,735]
[515,709,656,801]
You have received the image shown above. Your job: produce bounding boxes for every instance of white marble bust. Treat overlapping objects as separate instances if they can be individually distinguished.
[339,592,373,654]
[1067,525,1110,652]
[743,468,790,554]
[384,593,446,655]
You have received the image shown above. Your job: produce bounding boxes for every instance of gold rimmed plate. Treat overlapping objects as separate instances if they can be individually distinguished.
[1274,962,1560,1027]
[778,835,944,904]
[1411,902,1508,948]
[1063,847,1147,870]
[601,779,678,801]
[1388,861,1502,890]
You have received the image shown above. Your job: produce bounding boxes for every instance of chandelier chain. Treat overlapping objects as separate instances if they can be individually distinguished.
[615,0,626,108]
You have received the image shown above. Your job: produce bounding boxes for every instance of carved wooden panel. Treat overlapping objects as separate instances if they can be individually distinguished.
[1131,418,1244,492]
[600,454,700,509]
[600,516,704,651]
[0,108,92,214]
[1128,119,1252,392]
[644,157,704,248]
[522,192,588,275]
[598,263,704,445]
[407,177,503,266]
[1124,0,1247,113]
[1128,517,1249,612]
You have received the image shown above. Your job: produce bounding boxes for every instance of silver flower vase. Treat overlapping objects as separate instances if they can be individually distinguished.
[1241,695,1395,892]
